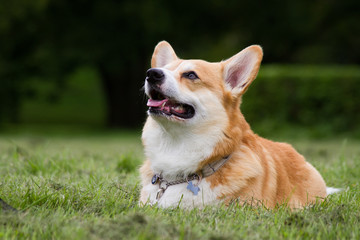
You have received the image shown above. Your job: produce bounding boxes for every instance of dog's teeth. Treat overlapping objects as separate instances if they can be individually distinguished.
[173,105,184,112]
[161,102,166,110]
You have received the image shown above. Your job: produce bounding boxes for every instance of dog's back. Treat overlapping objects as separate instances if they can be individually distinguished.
[205,133,327,208]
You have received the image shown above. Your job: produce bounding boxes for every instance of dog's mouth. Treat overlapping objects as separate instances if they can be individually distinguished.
[147,89,195,119]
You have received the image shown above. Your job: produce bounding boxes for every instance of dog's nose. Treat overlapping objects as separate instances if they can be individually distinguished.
[146,68,165,84]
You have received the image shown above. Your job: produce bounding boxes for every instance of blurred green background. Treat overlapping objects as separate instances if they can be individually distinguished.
[0,0,359,138]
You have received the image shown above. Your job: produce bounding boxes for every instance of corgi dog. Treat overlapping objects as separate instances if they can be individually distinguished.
[139,41,330,209]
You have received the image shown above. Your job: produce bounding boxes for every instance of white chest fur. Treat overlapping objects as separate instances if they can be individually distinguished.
[142,179,220,208]
[142,117,226,179]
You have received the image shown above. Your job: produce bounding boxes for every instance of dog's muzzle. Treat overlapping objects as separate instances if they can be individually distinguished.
[144,68,195,120]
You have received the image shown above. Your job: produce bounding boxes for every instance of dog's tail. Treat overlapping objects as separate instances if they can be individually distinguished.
[326,187,343,195]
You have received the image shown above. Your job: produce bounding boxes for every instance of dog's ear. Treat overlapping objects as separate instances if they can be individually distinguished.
[151,41,178,68]
[223,45,263,96]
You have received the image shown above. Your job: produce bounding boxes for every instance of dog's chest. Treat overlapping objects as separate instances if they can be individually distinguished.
[142,118,227,178]
[142,179,220,208]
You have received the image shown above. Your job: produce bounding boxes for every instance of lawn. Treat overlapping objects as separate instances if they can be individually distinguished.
[0,130,359,239]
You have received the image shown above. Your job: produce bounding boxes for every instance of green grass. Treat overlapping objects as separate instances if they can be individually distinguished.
[0,131,360,239]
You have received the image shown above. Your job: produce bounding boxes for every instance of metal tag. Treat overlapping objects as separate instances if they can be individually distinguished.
[151,174,160,184]
[187,181,200,195]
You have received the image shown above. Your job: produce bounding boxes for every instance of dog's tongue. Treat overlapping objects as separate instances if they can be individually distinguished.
[147,99,168,107]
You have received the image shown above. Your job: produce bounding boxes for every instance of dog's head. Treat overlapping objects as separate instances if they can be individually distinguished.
[144,41,263,128]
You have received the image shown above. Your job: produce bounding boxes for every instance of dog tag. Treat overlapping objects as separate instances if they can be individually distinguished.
[152,174,160,184]
[187,181,200,195]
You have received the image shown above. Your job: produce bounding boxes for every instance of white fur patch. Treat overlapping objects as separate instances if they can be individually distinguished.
[326,187,343,195]
[176,62,195,73]
[142,112,226,179]
[142,179,221,208]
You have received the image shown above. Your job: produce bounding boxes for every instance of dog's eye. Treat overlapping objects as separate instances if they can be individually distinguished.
[182,71,199,80]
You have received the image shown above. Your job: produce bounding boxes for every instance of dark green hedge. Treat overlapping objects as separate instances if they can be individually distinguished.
[242,65,360,136]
